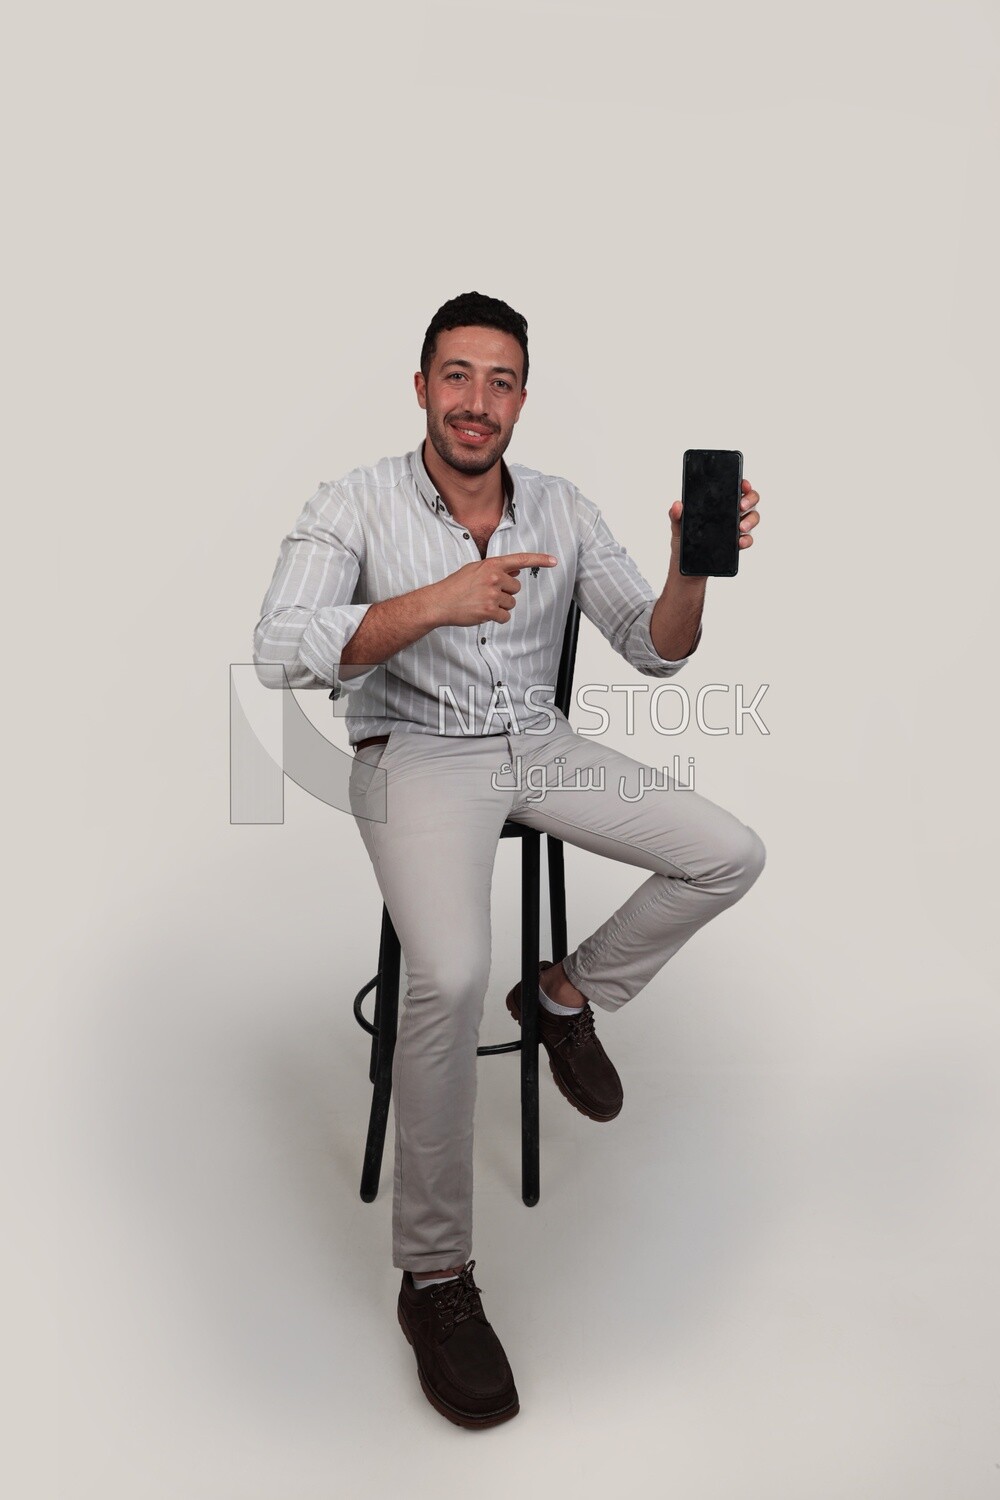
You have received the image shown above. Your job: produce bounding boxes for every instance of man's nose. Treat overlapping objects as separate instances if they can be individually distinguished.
[466,376,490,413]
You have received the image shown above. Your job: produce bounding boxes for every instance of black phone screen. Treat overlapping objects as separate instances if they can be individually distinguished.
[679,449,743,577]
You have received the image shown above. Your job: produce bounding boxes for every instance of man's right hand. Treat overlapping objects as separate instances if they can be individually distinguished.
[428,554,558,627]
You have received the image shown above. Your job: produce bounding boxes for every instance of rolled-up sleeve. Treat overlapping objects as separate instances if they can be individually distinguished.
[253,482,379,696]
[625,599,703,672]
[574,499,702,677]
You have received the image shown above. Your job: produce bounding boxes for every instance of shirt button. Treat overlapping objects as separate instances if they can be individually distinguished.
[480,636,486,644]
[463,531,470,539]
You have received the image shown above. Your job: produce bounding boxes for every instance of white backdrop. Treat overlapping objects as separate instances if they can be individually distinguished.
[8,2,998,1495]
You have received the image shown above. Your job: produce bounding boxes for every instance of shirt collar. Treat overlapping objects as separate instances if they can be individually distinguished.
[410,440,517,523]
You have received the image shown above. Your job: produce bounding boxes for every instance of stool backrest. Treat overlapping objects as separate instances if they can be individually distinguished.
[554,600,582,719]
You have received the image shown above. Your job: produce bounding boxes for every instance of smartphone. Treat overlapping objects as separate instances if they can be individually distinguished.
[679,449,744,577]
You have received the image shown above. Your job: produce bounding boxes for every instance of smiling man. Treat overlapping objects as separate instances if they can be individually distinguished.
[419,324,526,474]
[253,291,766,1429]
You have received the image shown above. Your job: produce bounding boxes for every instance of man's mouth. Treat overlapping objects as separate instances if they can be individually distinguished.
[450,421,495,445]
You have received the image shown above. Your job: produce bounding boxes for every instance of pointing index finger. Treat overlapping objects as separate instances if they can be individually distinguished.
[502,552,558,571]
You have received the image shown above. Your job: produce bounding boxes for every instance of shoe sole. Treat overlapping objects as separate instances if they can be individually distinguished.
[505,989,622,1123]
[397,1306,520,1429]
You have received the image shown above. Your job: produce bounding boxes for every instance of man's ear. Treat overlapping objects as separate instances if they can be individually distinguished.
[414,370,427,410]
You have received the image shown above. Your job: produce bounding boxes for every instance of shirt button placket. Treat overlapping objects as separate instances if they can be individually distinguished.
[496,680,511,734]
[439,494,509,737]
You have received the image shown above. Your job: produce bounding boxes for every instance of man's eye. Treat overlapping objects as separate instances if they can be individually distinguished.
[495,380,511,390]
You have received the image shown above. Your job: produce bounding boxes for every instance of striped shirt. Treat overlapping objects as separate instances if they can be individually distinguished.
[252,442,703,746]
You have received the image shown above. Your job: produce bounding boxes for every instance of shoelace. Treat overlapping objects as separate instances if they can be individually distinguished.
[565,1003,597,1048]
[428,1260,483,1331]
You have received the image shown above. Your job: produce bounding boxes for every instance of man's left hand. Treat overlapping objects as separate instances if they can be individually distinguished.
[668,478,761,556]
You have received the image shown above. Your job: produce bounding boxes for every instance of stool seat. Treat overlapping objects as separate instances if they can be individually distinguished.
[350,602,581,1209]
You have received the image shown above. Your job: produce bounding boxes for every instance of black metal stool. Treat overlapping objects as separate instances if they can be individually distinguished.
[350,600,582,1209]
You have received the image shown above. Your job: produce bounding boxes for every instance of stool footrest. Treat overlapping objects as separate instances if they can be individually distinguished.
[354,974,524,1055]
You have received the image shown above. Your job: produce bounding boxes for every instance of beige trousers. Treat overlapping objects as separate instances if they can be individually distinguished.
[349,708,766,1272]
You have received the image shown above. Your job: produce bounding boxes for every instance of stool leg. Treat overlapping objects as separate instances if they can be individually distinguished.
[547,833,567,963]
[520,831,541,1207]
[360,906,400,1203]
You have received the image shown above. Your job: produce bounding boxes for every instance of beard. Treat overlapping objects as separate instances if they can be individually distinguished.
[425,408,513,476]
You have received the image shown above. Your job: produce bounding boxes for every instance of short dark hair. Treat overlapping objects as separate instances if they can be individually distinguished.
[420,291,529,388]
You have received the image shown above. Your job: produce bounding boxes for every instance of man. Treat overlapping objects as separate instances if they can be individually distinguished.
[253,291,765,1429]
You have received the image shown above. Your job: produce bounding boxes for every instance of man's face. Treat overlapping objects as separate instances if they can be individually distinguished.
[415,324,527,478]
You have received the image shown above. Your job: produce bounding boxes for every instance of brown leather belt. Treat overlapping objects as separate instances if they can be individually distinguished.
[353,731,510,753]
[353,734,391,754]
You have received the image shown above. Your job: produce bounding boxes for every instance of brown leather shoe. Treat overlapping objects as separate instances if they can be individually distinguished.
[397,1260,519,1428]
[506,961,623,1121]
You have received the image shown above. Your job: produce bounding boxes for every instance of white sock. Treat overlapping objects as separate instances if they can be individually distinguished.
[538,971,585,1017]
[414,1271,461,1288]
